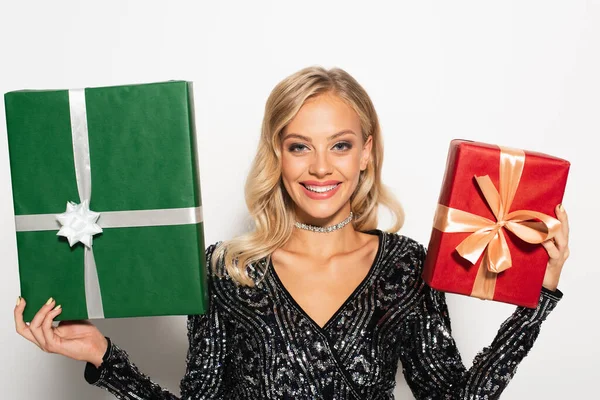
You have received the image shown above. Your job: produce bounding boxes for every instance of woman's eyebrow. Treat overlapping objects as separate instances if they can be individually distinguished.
[282,130,357,142]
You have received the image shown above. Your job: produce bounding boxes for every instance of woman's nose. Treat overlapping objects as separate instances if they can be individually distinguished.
[308,150,333,178]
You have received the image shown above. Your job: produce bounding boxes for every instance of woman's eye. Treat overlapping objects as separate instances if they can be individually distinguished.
[332,141,352,151]
[288,143,309,152]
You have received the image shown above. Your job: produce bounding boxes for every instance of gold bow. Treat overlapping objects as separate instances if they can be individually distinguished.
[433,146,562,300]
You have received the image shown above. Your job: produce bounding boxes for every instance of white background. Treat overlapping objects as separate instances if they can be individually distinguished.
[1,1,598,399]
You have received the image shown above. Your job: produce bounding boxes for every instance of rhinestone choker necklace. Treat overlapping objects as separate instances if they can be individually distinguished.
[294,212,354,233]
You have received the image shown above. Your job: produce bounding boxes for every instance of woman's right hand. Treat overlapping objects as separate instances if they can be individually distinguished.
[14,297,108,368]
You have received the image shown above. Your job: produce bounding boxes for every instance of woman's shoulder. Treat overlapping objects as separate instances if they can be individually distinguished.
[203,241,269,287]
[204,241,234,281]
[376,230,428,276]
[204,241,224,275]
[378,230,426,259]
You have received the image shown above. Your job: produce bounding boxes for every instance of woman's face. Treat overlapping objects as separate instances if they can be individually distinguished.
[280,92,372,224]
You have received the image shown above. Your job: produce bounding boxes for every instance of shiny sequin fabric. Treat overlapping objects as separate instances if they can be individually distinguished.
[85,230,562,399]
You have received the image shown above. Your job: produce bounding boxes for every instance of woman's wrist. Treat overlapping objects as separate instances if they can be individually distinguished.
[542,268,562,292]
[89,336,109,368]
[542,283,558,291]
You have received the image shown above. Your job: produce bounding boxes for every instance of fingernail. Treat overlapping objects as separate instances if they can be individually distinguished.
[53,304,62,311]
[16,296,21,306]
[45,297,54,305]
[558,204,564,212]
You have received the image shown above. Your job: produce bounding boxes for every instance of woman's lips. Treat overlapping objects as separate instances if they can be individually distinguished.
[300,182,341,200]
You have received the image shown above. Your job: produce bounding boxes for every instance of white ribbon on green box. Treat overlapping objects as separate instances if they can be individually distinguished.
[14,88,203,319]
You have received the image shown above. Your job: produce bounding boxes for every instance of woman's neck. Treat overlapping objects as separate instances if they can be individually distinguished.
[285,214,364,259]
[291,228,363,257]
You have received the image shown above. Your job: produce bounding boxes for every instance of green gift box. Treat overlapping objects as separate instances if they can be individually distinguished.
[4,81,208,322]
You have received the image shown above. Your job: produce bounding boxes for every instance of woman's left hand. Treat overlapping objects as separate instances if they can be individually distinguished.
[541,204,570,291]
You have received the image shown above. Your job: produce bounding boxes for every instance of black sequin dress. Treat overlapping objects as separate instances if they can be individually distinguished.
[84,230,563,399]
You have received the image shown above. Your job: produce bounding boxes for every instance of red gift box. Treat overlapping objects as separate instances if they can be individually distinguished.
[422,140,570,308]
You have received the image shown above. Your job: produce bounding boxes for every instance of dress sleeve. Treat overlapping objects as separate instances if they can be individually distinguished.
[398,243,563,400]
[84,244,231,399]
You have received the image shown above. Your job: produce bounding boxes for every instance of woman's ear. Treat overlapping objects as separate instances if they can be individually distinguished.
[360,135,373,171]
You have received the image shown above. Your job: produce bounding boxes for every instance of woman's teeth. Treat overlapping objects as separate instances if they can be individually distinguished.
[304,184,339,193]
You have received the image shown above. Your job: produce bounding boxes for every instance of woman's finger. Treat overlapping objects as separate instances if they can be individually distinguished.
[557,204,569,241]
[541,239,560,259]
[553,229,567,251]
[41,304,63,354]
[14,297,41,348]
[29,297,56,350]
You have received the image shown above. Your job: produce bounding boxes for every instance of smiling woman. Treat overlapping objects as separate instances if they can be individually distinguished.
[14,66,570,400]
[213,67,404,287]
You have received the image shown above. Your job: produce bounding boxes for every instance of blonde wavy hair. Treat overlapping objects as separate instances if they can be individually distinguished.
[212,66,404,286]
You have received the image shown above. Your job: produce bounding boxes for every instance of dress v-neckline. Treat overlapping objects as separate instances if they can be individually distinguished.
[268,229,384,332]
